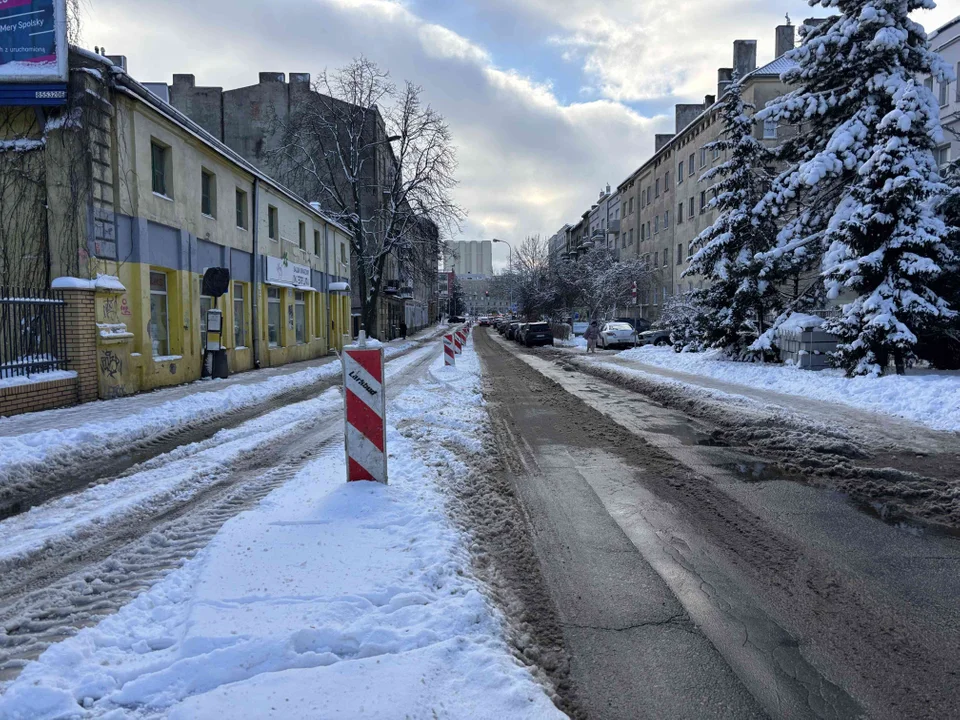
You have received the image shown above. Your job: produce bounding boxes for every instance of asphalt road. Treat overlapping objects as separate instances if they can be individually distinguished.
[474,327,960,720]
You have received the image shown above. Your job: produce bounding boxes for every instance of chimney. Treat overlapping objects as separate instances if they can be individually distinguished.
[106,55,127,72]
[733,40,757,79]
[259,72,286,84]
[655,133,676,152]
[776,24,795,58]
[717,68,733,98]
[290,73,311,85]
[172,73,196,88]
[704,94,715,106]
[675,102,705,132]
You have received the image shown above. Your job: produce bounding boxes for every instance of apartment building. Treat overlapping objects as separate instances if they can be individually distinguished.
[445,240,493,276]
[928,15,960,168]
[0,49,352,402]
[619,25,796,322]
[163,72,438,341]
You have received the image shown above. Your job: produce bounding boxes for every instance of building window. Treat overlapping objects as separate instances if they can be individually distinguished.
[654,216,659,234]
[935,145,951,167]
[689,153,695,176]
[678,201,684,224]
[200,279,213,351]
[647,221,651,239]
[629,228,634,245]
[664,210,669,228]
[149,270,170,357]
[201,169,216,217]
[268,206,278,241]
[713,145,721,160]
[700,147,707,168]
[678,161,684,182]
[940,80,950,106]
[640,224,645,241]
[234,282,246,348]
[299,221,307,251]
[763,118,778,139]
[629,197,634,214]
[677,243,683,264]
[655,178,660,197]
[267,287,281,346]
[688,197,694,218]
[924,76,934,91]
[151,141,170,197]
[663,248,669,267]
[236,189,248,229]
[314,229,322,256]
[664,171,670,189]
[654,251,659,267]
[957,64,960,101]
[294,291,306,344]
[700,191,707,213]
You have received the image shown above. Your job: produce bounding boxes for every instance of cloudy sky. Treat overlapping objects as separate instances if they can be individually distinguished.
[82,0,956,269]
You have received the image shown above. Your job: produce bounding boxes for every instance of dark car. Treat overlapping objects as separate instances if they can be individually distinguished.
[512,323,528,342]
[614,317,652,332]
[449,315,466,324]
[506,322,522,340]
[521,322,554,347]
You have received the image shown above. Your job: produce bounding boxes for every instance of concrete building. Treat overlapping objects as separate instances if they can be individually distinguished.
[0,49,352,406]
[928,15,960,169]
[459,273,508,316]
[162,72,437,341]
[617,25,796,322]
[445,240,493,276]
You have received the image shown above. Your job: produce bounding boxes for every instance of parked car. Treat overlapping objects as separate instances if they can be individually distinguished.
[637,329,671,346]
[449,315,466,324]
[506,322,522,340]
[598,322,637,349]
[513,323,529,342]
[521,322,554,347]
[479,316,491,326]
[614,317,652,332]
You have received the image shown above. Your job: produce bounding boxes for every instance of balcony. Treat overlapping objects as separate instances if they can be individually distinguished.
[399,284,414,299]
[383,279,400,295]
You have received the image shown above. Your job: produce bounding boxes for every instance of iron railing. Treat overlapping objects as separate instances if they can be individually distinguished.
[0,287,68,379]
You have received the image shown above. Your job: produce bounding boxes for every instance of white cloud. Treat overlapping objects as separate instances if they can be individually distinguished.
[81,0,671,266]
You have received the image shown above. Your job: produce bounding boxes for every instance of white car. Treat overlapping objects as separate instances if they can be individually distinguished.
[599,322,637,349]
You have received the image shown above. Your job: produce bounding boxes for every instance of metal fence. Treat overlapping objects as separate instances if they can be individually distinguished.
[0,287,68,379]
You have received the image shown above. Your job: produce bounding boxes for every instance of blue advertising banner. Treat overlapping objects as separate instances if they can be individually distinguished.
[0,0,67,84]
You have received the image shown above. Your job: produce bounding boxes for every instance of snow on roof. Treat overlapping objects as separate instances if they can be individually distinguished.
[745,54,798,79]
[930,14,960,42]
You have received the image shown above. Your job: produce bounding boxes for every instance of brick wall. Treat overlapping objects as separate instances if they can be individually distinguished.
[0,376,79,417]
[61,289,98,403]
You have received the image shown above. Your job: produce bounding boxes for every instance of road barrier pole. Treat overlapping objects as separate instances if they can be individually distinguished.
[443,334,456,366]
[342,334,387,484]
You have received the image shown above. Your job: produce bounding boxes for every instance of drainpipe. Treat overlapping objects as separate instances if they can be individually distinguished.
[325,225,333,351]
[251,177,261,368]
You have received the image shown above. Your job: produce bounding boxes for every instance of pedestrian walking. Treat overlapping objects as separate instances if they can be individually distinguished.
[584,320,599,353]
[399,320,407,340]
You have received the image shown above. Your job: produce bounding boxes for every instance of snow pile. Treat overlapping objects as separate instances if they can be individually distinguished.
[51,275,126,292]
[776,313,826,334]
[0,340,422,481]
[614,346,960,432]
[556,337,587,349]
[0,341,563,720]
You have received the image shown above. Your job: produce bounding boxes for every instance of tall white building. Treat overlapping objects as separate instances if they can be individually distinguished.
[446,240,493,276]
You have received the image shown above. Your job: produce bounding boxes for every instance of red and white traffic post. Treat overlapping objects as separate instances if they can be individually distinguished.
[443,334,456,366]
[342,332,387,484]
[454,331,463,354]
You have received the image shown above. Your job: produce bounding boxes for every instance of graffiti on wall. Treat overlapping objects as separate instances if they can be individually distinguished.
[99,350,123,379]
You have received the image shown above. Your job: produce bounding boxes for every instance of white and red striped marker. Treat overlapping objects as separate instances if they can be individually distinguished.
[454,332,463,354]
[443,334,456,366]
[342,340,387,484]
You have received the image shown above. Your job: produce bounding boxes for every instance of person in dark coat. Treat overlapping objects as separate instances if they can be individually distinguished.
[584,320,600,353]
[399,320,407,340]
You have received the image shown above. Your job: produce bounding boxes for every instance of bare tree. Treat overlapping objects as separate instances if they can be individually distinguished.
[550,247,652,321]
[270,57,463,337]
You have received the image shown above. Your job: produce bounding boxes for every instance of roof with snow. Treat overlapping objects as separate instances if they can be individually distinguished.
[745,54,797,79]
[929,15,960,42]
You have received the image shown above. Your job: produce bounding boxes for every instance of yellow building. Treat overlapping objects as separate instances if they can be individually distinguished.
[1,48,353,400]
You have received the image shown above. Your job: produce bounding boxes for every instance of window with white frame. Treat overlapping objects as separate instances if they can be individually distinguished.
[700,147,707,168]
[294,291,306,344]
[234,282,246,348]
[678,201,684,223]
[267,287,281,347]
[688,197,694,218]
[654,216,659,234]
[700,191,707,213]
[935,145,951,168]
[149,271,170,357]
[940,80,950,106]
[664,209,669,228]
[201,169,216,218]
[763,117,778,139]
[688,153,695,176]
[268,206,279,241]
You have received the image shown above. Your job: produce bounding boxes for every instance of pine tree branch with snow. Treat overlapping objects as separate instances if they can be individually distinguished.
[754,1,957,376]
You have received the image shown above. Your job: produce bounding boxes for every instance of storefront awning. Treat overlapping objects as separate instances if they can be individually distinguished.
[329,282,350,292]
[264,280,316,291]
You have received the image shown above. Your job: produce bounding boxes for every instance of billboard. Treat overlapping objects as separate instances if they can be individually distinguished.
[0,0,67,103]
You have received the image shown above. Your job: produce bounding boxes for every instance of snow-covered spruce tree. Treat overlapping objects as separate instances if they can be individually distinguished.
[683,74,781,360]
[754,3,956,376]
